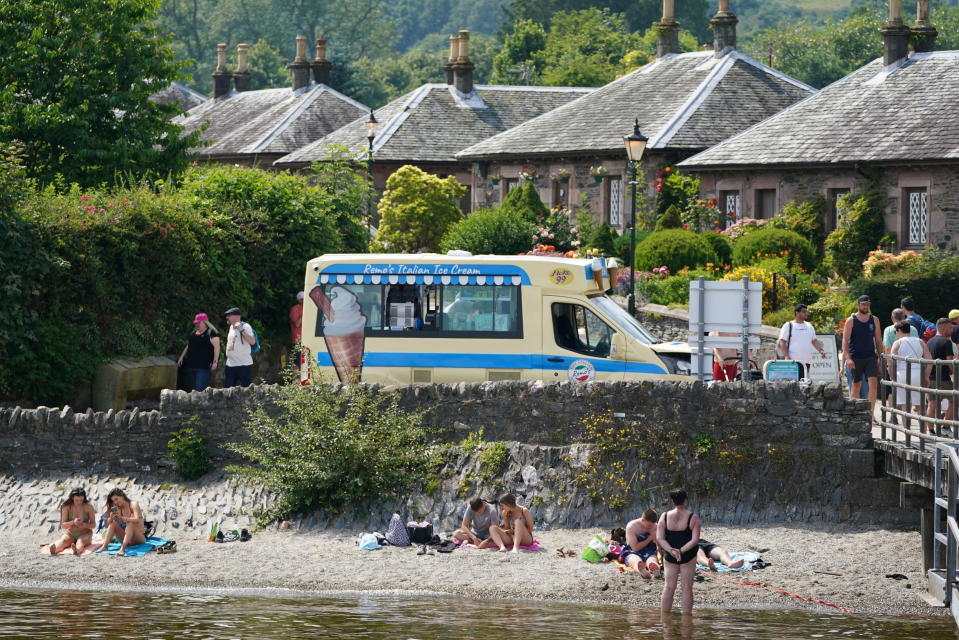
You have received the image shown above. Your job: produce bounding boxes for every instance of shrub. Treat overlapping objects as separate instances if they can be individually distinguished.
[853,250,959,322]
[582,222,619,256]
[168,424,213,481]
[654,205,683,231]
[374,165,466,252]
[720,217,768,242]
[635,229,717,274]
[440,207,535,255]
[654,167,700,216]
[806,289,856,336]
[500,180,549,223]
[824,188,884,283]
[731,228,817,271]
[539,206,579,252]
[227,381,436,525]
[701,232,732,267]
[722,265,790,314]
[681,199,726,232]
[478,442,510,481]
[767,197,827,254]
[861,249,921,278]
[638,269,714,306]
[613,230,649,262]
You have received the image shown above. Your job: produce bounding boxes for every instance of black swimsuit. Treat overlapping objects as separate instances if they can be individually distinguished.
[664,511,697,564]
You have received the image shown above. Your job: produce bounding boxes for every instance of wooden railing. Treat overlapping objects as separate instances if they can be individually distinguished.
[878,353,959,451]
[932,443,959,612]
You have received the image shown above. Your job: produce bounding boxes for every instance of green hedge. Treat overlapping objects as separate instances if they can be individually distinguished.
[635,229,717,273]
[731,228,817,271]
[853,271,959,324]
[440,207,535,255]
[701,232,732,267]
[1,162,368,405]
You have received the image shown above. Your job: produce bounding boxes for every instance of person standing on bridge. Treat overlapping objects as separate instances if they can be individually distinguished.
[926,318,958,423]
[777,304,827,379]
[842,295,882,418]
[890,321,930,420]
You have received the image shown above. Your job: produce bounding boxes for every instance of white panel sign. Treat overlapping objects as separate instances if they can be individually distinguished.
[688,279,763,333]
[808,334,840,383]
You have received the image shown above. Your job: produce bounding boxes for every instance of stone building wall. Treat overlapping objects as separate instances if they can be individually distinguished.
[0,380,903,528]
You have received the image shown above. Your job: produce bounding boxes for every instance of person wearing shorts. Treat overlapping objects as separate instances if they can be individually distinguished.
[453,495,498,548]
[842,295,882,417]
[621,508,660,578]
[927,318,958,422]
[696,539,744,571]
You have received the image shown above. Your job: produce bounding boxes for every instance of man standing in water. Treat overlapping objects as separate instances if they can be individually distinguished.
[842,295,882,417]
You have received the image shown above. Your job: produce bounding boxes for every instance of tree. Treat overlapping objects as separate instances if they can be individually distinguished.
[825,187,885,283]
[0,0,200,188]
[373,165,466,252]
[622,25,701,71]
[491,19,547,84]
[248,39,290,89]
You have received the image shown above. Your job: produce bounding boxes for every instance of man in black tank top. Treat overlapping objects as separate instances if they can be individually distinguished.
[841,295,883,417]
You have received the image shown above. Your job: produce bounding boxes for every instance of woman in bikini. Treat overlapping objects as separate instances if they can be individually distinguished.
[488,493,533,553]
[95,488,146,556]
[49,488,97,555]
[656,488,701,614]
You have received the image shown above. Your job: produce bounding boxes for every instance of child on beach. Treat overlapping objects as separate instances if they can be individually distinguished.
[94,488,146,556]
[657,489,701,614]
[488,493,533,553]
[620,509,660,578]
[48,488,96,555]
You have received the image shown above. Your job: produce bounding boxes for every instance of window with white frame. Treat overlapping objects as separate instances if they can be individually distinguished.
[606,176,623,227]
[906,187,928,246]
[720,190,741,227]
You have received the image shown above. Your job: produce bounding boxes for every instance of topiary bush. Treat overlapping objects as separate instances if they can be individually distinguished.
[701,231,732,267]
[500,180,549,223]
[824,188,884,283]
[654,205,683,231]
[731,228,817,271]
[635,229,717,273]
[440,207,535,255]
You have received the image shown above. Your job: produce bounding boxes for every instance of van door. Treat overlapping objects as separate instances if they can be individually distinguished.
[542,297,625,382]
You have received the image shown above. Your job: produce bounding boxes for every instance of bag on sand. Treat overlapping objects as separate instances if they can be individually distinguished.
[407,521,433,545]
[581,534,609,563]
[386,513,410,546]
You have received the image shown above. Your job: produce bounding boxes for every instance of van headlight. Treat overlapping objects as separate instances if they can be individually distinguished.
[659,354,692,375]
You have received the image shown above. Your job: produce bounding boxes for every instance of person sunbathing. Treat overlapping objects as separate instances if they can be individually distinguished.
[697,539,745,570]
[48,488,96,556]
[620,508,660,578]
[94,488,146,556]
[488,493,533,553]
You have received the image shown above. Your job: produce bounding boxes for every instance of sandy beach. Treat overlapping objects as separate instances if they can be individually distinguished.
[0,523,943,617]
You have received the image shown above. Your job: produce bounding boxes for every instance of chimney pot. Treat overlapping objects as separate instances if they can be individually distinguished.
[452,30,474,93]
[911,0,937,53]
[311,38,333,85]
[212,43,231,98]
[882,0,911,64]
[656,0,680,57]
[233,43,251,92]
[444,35,457,84]
[662,0,675,21]
[457,29,470,61]
[288,35,312,90]
[710,1,738,57]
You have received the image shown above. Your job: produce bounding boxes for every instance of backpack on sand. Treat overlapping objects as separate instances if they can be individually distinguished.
[385,513,410,546]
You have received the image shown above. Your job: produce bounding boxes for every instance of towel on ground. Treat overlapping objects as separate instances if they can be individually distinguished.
[458,539,542,552]
[96,537,171,557]
[697,551,761,572]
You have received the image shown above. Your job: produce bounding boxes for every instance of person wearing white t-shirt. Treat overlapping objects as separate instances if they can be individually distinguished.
[224,307,255,387]
[777,304,827,379]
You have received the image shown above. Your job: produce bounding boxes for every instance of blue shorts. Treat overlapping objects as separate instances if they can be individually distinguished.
[620,544,656,563]
[473,529,490,541]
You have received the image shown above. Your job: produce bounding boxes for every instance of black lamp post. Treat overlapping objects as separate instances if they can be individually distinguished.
[365,109,378,234]
[623,119,648,317]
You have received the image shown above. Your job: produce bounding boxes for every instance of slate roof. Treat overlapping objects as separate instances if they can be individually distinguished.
[679,51,959,169]
[274,84,593,167]
[149,82,208,112]
[174,84,369,158]
[455,51,814,161]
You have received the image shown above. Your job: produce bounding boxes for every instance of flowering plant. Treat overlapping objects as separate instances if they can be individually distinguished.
[680,198,724,232]
[589,165,608,177]
[519,167,538,181]
[720,217,767,241]
[551,168,571,180]
[862,249,920,278]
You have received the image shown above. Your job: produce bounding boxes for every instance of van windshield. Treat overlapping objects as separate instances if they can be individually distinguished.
[589,296,657,345]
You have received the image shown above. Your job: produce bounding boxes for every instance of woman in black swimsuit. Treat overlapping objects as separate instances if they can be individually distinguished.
[656,488,701,614]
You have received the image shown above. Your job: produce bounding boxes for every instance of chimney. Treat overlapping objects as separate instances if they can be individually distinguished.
[710,0,738,58]
[452,30,475,94]
[212,43,231,98]
[882,0,910,65]
[911,0,937,53]
[656,0,680,57]
[444,34,458,85]
[311,38,333,85]
[233,43,251,92]
[288,35,311,91]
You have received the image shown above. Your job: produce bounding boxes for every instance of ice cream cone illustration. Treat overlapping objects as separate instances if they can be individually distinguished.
[310,285,367,382]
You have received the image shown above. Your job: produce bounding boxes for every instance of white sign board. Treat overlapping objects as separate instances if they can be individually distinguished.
[808,333,840,383]
[688,278,764,380]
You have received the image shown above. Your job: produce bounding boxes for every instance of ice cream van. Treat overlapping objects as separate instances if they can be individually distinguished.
[300,253,691,385]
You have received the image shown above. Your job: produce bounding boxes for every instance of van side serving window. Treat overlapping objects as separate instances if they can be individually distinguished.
[313,283,523,339]
[551,302,614,358]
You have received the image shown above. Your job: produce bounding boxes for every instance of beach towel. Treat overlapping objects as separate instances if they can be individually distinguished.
[696,551,761,572]
[458,539,543,552]
[96,537,171,557]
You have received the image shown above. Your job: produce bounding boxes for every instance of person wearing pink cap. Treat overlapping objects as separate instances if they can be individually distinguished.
[177,313,221,391]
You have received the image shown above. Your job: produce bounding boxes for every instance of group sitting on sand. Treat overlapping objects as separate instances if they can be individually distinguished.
[48,488,146,557]
[452,493,533,553]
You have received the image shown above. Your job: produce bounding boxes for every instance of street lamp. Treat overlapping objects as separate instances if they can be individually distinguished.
[623,118,648,317]
[365,109,378,235]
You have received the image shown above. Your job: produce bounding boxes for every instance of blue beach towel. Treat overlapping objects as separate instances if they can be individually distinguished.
[697,551,761,572]
[97,536,170,557]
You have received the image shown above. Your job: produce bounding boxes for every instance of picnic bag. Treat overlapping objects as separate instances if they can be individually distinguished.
[407,522,433,544]
[385,513,410,546]
[581,534,609,563]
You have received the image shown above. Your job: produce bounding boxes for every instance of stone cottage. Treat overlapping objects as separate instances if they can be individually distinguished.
[455,0,815,229]
[678,0,957,250]
[273,31,593,212]
[175,37,369,167]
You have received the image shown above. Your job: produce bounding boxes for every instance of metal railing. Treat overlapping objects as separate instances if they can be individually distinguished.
[878,353,959,451]
[932,443,959,610]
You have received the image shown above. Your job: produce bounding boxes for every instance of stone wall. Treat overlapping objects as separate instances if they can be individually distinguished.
[0,380,905,528]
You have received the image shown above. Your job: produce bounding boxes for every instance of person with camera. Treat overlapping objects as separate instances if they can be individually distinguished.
[224,307,255,388]
[95,488,146,556]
